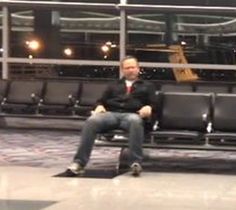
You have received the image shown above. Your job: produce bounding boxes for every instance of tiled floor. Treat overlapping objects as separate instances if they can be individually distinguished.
[0,129,236,210]
[1,166,236,210]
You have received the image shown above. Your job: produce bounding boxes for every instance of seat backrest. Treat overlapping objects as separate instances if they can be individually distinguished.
[43,80,80,105]
[79,81,109,106]
[6,80,44,104]
[160,92,212,131]
[212,93,236,131]
[229,86,236,93]
[195,84,229,94]
[160,83,193,92]
[0,80,8,101]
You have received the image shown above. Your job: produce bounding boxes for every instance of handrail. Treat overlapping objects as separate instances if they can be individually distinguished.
[2,57,236,71]
[118,4,236,15]
[0,1,117,10]
[1,1,236,15]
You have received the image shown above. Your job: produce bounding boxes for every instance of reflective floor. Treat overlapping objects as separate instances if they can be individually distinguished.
[0,129,236,210]
[0,166,236,210]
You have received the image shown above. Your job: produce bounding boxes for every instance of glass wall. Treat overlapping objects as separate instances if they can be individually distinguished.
[127,11,236,65]
[1,1,236,81]
[126,7,236,80]
[9,8,119,60]
[2,2,120,79]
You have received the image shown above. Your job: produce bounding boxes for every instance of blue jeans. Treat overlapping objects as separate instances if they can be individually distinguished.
[73,112,144,167]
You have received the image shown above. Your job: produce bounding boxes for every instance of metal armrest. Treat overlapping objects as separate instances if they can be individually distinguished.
[38,98,43,107]
[74,99,79,108]
[202,113,212,133]
[1,97,7,105]
[68,94,76,104]
[152,120,159,131]
[206,122,212,133]
[31,93,40,103]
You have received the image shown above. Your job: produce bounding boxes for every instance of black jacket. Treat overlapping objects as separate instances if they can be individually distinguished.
[97,78,157,113]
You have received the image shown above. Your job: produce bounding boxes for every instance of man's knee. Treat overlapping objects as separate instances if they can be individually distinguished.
[127,114,143,125]
[86,115,102,126]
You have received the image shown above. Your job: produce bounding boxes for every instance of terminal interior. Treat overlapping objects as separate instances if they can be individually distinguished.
[0,1,236,210]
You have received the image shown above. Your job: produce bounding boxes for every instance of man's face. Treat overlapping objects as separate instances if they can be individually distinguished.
[121,58,140,81]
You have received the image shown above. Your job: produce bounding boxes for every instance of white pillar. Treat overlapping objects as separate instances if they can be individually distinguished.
[2,6,10,79]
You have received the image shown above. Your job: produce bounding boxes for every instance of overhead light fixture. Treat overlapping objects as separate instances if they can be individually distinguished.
[63,47,73,57]
[101,45,109,53]
[26,39,41,51]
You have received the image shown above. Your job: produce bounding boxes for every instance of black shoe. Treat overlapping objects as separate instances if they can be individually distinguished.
[130,162,142,177]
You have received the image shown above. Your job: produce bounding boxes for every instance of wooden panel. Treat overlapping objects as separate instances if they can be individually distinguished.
[168,45,198,82]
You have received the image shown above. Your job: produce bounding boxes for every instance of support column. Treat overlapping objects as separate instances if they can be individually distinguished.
[2,6,10,79]
[119,0,128,77]
[51,10,61,58]
[34,9,61,58]
[164,14,178,46]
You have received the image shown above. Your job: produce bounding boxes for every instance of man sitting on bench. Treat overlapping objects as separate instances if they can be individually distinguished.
[67,56,156,176]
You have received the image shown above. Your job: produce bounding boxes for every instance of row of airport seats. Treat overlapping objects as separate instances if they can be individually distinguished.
[151,92,236,147]
[98,91,236,170]
[0,79,235,117]
[0,79,110,116]
[158,82,236,93]
[0,79,236,150]
[99,91,236,150]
